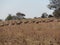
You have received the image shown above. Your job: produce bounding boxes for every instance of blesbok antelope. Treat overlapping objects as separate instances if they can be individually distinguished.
[24,21,29,24]
[0,22,4,27]
[16,21,23,25]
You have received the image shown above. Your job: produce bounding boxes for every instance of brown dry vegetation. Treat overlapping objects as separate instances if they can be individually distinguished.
[0,18,60,45]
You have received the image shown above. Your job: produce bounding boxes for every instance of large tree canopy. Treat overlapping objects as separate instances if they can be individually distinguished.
[48,0,60,18]
[48,0,60,10]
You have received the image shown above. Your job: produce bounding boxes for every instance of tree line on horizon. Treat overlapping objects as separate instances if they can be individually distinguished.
[0,12,55,21]
[5,12,53,21]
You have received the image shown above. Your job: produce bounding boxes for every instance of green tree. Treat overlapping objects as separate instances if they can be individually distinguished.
[53,9,60,18]
[5,14,12,20]
[48,0,60,18]
[16,12,25,19]
[48,0,60,10]
[41,13,48,18]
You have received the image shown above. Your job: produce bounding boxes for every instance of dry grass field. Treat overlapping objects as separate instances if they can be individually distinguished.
[0,18,60,45]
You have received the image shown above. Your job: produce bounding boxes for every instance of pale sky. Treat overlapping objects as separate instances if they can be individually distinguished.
[0,0,53,20]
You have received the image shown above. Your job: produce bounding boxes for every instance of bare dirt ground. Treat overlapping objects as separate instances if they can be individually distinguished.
[0,18,60,45]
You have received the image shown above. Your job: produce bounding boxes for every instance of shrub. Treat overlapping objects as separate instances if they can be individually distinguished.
[5,14,12,20]
[41,13,48,18]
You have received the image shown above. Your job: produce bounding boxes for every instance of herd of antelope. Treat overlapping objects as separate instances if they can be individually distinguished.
[0,19,60,27]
